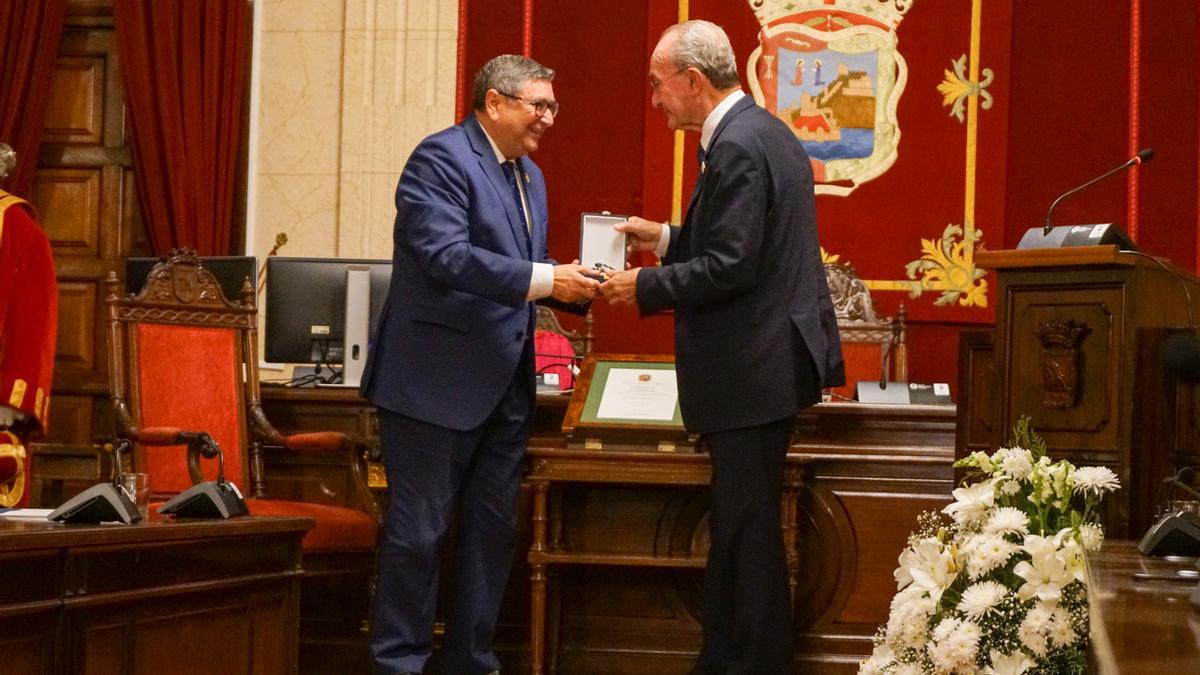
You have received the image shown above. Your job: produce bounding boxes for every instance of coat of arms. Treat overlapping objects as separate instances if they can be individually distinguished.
[747,0,913,195]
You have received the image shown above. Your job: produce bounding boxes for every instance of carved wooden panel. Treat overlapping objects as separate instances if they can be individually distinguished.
[1005,287,1123,452]
[52,281,97,375]
[43,55,104,144]
[33,167,102,255]
[43,394,94,445]
[956,328,997,457]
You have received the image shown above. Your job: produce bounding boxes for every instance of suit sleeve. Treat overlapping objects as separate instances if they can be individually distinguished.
[638,140,766,311]
[399,138,533,307]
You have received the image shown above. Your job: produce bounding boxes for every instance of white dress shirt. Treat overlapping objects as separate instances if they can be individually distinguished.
[654,89,746,257]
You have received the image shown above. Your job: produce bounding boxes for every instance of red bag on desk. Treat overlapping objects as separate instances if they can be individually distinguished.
[534,330,574,390]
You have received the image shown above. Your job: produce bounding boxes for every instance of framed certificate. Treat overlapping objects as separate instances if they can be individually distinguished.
[579,212,628,274]
[562,353,696,452]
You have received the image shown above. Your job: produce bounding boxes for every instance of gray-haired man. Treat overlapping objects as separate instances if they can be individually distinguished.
[363,54,597,675]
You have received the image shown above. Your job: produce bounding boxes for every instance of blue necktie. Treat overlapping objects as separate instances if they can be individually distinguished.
[697,144,706,171]
[501,160,530,233]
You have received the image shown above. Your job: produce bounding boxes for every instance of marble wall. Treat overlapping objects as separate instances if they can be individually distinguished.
[249,0,459,263]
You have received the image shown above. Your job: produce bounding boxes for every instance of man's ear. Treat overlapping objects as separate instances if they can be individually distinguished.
[484,89,503,121]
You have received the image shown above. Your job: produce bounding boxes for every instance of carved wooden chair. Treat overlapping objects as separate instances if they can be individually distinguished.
[105,249,380,643]
[825,262,908,400]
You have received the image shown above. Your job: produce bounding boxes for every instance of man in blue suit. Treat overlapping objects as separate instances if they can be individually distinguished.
[361,54,599,675]
[601,21,845,674]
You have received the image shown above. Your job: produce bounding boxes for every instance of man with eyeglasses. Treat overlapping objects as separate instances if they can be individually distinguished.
[361,54,597,675]
[600,20,844,674]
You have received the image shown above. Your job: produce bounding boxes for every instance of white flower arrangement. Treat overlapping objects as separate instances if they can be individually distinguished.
[860,418,1120,675]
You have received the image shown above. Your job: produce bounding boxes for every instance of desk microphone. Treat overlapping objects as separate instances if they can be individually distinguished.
[1044,148,1154,235]
[879,322,902,390]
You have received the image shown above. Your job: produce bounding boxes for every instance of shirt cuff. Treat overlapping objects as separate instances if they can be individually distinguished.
[653,223,671,258]
[527,262,554,300]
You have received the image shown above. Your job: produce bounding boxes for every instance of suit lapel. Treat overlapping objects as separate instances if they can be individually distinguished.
[463,116,531,259]
[681,97,757,252]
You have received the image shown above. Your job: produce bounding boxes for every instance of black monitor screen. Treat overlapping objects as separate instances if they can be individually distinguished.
[126,256,257,303]
[264,257,391,365]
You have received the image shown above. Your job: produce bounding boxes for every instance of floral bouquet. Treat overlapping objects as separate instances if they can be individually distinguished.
[859,419,1121,674]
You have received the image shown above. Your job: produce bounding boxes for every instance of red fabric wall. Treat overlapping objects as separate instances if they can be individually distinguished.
[460,1,1200,394]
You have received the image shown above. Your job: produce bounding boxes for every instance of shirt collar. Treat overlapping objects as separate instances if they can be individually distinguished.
[700,89,745,151]
[478,121,509,164]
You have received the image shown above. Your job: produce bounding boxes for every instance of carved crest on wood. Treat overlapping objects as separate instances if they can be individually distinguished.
[136,248,230,306]
[1035,319,1091,410]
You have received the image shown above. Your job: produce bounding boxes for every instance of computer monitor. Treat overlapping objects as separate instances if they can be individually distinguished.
[264,257,391,386]
[126,256,257,302]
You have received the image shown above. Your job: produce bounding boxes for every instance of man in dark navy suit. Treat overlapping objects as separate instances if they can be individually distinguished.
[601,20,845,674]
[360,55,598,675]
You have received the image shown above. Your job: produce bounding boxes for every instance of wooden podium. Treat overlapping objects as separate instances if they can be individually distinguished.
[960,245,1200,537]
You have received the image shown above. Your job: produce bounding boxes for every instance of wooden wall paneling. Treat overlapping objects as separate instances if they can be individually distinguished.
[42,54,105,143]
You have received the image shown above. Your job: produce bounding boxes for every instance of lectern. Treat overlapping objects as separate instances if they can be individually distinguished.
[959,245,1200,537]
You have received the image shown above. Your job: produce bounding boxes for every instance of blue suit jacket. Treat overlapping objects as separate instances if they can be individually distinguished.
[637,97,845,434]
[360,115,552,431]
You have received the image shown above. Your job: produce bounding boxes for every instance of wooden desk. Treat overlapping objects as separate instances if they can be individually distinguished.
[0,515,311,675]
[524,448,807,675]
[1088,540,1200,673]
[256,385,958,673]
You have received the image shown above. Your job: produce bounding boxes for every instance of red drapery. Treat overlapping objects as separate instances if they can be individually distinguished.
[0,0,66,198]
[113,0,251,255]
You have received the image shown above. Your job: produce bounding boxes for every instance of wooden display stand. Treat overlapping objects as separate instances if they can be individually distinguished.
[961,245,1200,537]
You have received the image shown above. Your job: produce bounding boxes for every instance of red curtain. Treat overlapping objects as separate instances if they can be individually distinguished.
[113,0,251,255]
[0,0,66,198]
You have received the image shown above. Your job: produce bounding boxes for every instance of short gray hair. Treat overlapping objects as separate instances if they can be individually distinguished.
[662,20,740,90]
[472,54,555,111]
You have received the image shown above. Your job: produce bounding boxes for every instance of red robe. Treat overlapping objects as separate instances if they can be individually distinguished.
[0,190,58,507]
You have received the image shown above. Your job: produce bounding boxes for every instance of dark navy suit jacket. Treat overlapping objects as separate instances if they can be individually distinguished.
[636,96,845,435]
[360,114,551,431]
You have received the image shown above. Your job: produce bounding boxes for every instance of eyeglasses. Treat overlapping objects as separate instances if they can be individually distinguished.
[499,92,560,118]
[649,68,689,92]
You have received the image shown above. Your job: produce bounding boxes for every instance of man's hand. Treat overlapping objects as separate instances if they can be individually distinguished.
[614,216,663,254]
[599,268,640,307]
[551,263,601,303]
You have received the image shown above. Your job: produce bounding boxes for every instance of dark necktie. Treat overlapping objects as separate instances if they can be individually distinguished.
[501,160,530,233]
[696,144,706,171]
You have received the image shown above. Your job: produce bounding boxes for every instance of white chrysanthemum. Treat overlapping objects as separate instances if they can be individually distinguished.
[1047,607,1077,647]
[1073,466,1120,496]
[957,580,1007,619]
[1000,479,1022,496]
[984,649,1033,675]
[1018,621,1048,657]
[858,645,894,675]
[984,506,1030,536]
[1079,522,1105,552]
[962,534,1017,578]
[993,447,1035,481]
[893,665,922,675]
[928,618,981,673]
[944,479,996,527]
[885,600,931,651]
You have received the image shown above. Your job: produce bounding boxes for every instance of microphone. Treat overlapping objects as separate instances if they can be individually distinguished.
[878,322,902,390]
[1044,148,1154,234]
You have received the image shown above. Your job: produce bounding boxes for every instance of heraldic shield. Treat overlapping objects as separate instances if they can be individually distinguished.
[746,0,913,196]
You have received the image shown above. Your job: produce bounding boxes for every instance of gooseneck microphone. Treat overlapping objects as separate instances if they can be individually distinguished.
[1044,148,1155,235]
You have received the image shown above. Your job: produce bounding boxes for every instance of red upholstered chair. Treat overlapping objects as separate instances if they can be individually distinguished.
[104,249,380,640]
[824,262,908,401]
